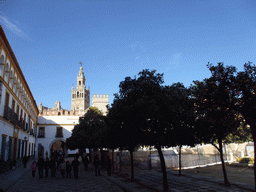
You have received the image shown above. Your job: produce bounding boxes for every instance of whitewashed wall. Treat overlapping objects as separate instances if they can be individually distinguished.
[37,116,80,158]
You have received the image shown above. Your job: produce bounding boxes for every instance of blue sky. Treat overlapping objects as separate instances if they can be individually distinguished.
[1,0,255,110]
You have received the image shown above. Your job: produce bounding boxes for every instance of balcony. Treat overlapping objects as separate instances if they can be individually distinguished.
[3,106,12,120]
[37,135,45,138]
[13,113,18,123]
[55,134,63,138]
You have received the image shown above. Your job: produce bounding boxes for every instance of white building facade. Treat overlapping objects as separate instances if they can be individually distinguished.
[0,26,38,165]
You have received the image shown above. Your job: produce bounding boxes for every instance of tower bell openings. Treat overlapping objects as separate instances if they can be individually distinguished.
[71,63,90,111]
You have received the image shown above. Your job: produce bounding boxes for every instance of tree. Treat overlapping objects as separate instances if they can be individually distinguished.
[165,83,197,176]
[235,62,256,190]
[192,63,241,186]
[107,69,173,191]
[66,107,106,152]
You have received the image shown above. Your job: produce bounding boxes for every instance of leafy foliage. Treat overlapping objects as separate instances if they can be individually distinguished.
[191,63,241,186]
[66,107,106,150]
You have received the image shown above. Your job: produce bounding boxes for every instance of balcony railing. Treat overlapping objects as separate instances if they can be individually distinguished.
[55,134,63,138]
[3,106,12,120]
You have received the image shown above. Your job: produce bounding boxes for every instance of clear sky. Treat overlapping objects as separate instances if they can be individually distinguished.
[1,0,255,110]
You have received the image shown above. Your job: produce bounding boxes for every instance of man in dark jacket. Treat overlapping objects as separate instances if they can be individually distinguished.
[71,157,79,179]
[94,155,101,176]
[106,156,112,176]
[44,158,50,178]
[37,156,44,178]
[22,156,28,168]
[49,157,56,177]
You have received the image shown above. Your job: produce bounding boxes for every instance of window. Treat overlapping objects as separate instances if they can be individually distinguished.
[77,92,79,98]
[11,100,15,118]
[79,81,81,85]
[17,140,21,158]
[24,113,27,130]
[0,81,2,105]
[1,135,7,160]
[38,127,45,138]
[16,105,19,117]
[20,109,23,121]
[56,127,63,137]
[4,92,10,120]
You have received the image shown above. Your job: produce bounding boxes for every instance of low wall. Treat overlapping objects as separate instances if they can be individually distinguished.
[112,150,226,170]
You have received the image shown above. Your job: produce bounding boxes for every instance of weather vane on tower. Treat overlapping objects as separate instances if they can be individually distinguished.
[79,62,82,67]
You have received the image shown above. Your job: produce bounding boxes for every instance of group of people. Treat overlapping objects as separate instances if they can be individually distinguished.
[30,155,80,179]
[30,153,112,179]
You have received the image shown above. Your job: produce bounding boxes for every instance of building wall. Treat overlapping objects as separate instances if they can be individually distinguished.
[92,94,109,115]
[0,26,38,162]
[36,116,80,157]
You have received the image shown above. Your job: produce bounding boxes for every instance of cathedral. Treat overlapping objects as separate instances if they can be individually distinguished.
[37,64,109,158]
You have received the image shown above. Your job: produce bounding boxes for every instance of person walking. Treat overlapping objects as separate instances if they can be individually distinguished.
[60,159,66,178]
[44,158,50,178]
[94,155,101,176]
[37,156,44,179]
[82,153,89,171]
[30,160,37,177]
[49,157,56,177]
[66,160,72,178]
[71,157,79,179]
[22,156,28,168]
[106,156,112,176]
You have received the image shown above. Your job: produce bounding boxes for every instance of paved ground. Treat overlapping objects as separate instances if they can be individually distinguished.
[118,166,254,192]
[0,158,254,192]
[171,163,254,187]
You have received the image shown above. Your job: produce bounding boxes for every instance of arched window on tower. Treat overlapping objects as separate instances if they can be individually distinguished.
[79,81,81,85]
[77,92,79,98]
[82,93,83,97]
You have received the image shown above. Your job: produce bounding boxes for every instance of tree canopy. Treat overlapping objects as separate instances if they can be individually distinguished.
[66,107,106,151]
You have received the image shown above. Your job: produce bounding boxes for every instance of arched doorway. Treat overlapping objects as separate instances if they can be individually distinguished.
[49,139,68,158]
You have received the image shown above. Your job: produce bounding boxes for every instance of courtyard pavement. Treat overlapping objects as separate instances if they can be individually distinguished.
[0,157,254,192]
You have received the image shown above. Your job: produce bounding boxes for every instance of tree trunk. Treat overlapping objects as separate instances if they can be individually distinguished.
[240,109,256,191]
[112,149,115,173]
[179,145,182,176]
[250,125,256,192]
[129,149,134,182]
[119,150,122,174]
[149,146,152,170]
[156,145,169,191]
[218,138,230,186]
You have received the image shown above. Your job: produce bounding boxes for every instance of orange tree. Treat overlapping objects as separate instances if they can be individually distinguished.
[164,83,197,176]
[107,69,172,191]
[105,94,143,182]
[191,63,241,186]
[66,107,106,153]
[235,62,256,190]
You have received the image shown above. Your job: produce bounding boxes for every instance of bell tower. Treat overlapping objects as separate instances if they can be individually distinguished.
[71,62,90,111]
